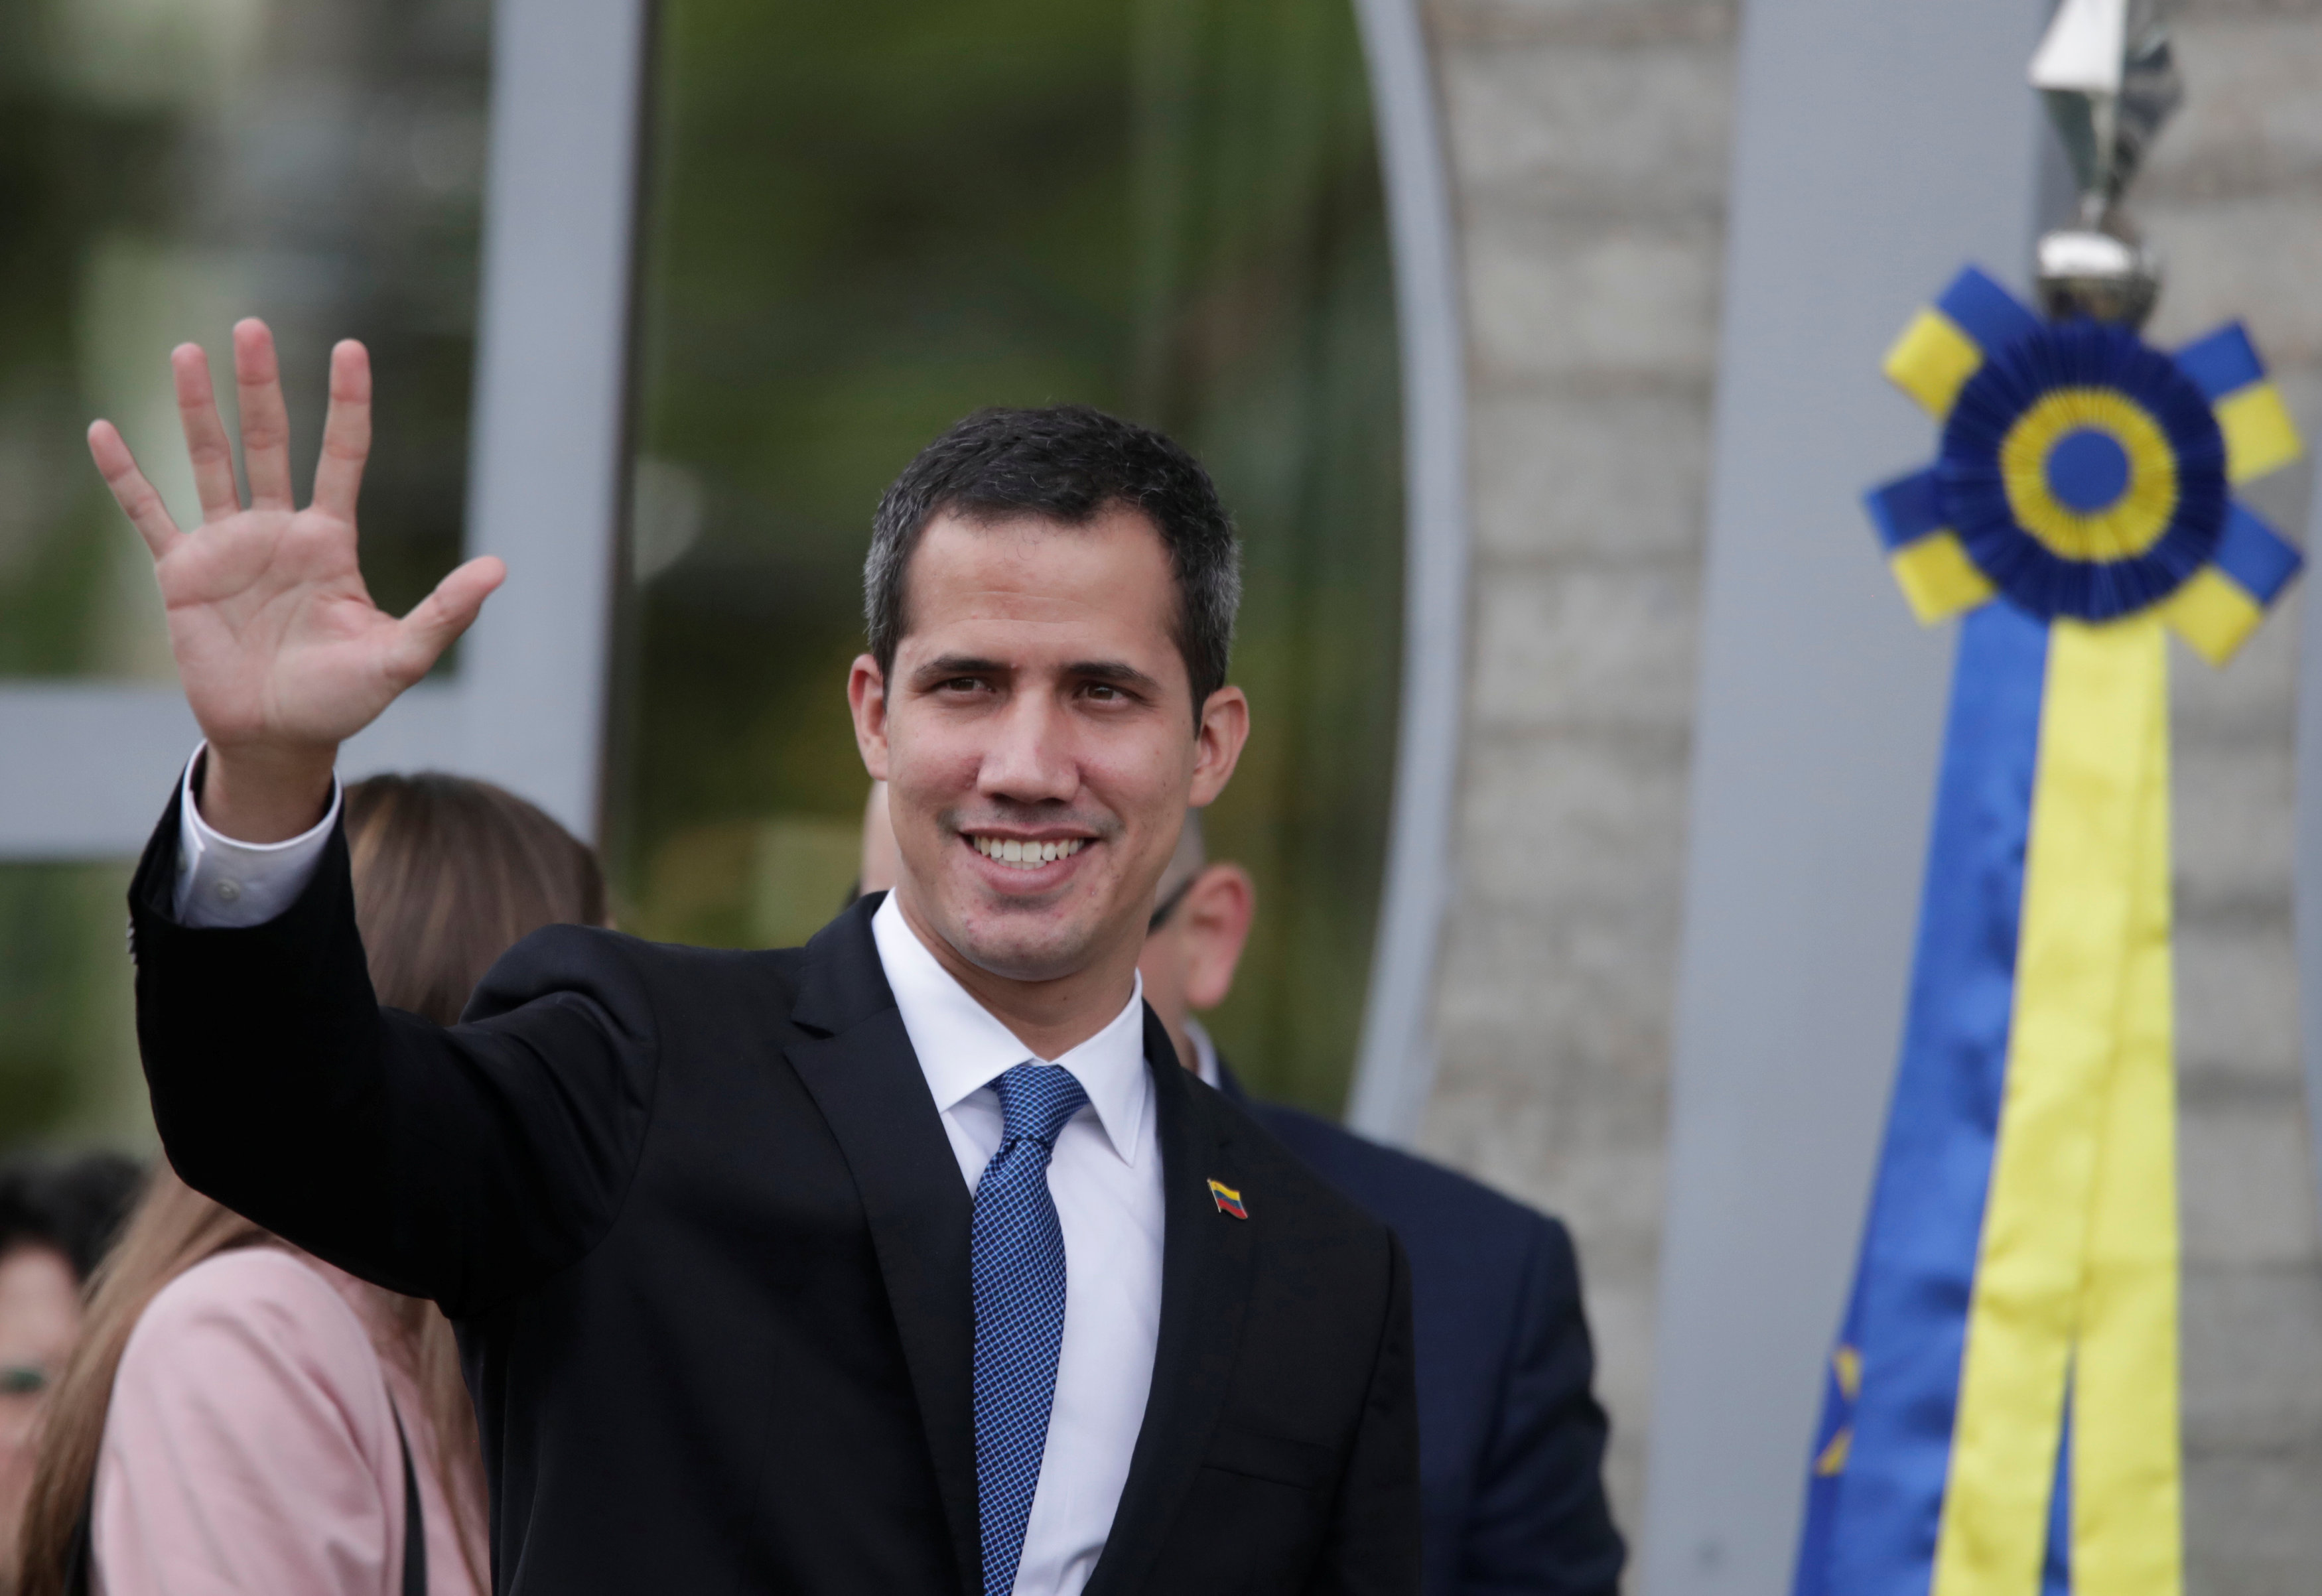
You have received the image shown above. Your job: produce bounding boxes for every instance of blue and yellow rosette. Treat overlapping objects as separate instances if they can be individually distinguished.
[1868,265,2301,654]
[1792,267,2305,1596]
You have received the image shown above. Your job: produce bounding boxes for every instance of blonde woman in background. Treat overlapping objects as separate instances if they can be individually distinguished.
[17,773,606,1596]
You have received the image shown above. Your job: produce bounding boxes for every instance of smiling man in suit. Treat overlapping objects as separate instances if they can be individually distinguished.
[862,792,1625,1596]
[97,322,1418,1595]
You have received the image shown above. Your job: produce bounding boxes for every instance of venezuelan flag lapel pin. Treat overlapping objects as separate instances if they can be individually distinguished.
[1207,1178,1248,1220]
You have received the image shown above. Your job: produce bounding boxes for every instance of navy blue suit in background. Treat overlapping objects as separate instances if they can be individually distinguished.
[1224,1065,1625,1596]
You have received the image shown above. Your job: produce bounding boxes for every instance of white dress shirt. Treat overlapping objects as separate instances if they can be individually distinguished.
[870,893,1162,1596]
[169,748,1166,1596]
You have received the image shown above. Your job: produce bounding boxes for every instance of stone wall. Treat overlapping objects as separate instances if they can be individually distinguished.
[2144,1,2322,1586]
[1414,0,2322,1578]
[1416,0,1738,1536]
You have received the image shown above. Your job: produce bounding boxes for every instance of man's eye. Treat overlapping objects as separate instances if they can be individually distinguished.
[1084,683,1122,701]
[941,677,983,693]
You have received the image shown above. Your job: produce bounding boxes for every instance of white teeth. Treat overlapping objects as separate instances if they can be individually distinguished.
[971,836,1087,870]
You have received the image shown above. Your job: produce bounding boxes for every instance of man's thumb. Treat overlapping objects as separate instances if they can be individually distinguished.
[389,556,507,680]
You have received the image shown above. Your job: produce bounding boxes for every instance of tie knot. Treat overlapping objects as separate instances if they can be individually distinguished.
[990,1063,1089,1148]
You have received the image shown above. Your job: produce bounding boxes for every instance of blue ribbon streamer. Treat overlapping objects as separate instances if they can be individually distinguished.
[1794,600,2049,1596]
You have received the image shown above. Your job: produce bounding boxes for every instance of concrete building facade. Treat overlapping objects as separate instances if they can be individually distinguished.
[1420,0,1732,1535]
[1408,0,2322,1587]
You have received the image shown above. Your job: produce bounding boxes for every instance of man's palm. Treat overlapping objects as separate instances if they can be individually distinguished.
[91,320,504,761]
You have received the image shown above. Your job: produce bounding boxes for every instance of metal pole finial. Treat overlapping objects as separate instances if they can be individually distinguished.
[2030,0,2181,325]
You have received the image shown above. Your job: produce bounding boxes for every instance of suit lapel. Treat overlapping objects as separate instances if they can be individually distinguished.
[1214,1053,1250,1105]
[784,899,981,1596]
[1083,1006,1259,1596]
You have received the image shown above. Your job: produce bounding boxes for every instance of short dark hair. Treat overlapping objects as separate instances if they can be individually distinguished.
[865,405,1241,717]
[0,1152,143,1282]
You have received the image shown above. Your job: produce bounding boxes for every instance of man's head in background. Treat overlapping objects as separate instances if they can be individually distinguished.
[860,787,1255,1076]
[846,406,1249,1016]
[1135,813,1256,1076]
[0,1153,141,1581]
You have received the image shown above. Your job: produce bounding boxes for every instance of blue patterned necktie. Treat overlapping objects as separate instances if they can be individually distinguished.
[971,1063,1091,1596]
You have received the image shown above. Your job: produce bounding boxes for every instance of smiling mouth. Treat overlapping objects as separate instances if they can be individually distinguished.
[969,835,1089,870]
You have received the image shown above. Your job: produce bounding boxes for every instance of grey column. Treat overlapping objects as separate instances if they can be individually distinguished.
[1642,3,2044,1592]
[2296,453,2322,1243]
[454,0,651,842]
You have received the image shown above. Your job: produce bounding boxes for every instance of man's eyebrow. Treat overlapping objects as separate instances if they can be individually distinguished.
[914,655,1011,680]
[910,655,1165,693]
[1065,659,1164,692]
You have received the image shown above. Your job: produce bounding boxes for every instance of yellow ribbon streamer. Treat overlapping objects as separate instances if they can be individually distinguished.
[2073,690,2180,1596]
[1933,614,2181,1595]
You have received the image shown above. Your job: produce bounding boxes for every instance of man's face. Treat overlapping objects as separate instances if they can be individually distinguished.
[1136,860,1257,1073]
[850,507,1247,984]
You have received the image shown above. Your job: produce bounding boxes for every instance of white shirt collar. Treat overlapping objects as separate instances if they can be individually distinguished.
[870,892,1150,1166]
[1185,1016,1222,1090]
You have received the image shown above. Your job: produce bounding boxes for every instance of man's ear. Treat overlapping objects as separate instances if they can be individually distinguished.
[1182,862,1257,1012]
[1188,687,1249,808]
[848,653,892,780]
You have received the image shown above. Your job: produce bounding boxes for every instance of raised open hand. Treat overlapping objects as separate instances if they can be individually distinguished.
[89,319,504,838]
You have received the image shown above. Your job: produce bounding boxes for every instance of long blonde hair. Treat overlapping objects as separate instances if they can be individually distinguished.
[19,773,606,1596]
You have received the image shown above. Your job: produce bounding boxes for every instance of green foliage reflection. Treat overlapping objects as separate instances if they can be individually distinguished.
[0,864,141,1147]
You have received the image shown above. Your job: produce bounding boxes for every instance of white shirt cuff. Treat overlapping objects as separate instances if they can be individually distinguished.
[172,744,342,929]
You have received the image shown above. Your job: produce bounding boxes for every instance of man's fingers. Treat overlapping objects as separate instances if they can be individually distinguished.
[171,344,241,522]
[233,319,296,511]
[88,421,185,560]
[389,556,506,679]
[311,340,372,523]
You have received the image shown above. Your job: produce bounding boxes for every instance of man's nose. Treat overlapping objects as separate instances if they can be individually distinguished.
[978,691,1077,803]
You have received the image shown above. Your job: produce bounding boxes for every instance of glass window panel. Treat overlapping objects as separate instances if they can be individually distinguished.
[0,0,493,681]
[616,0,1400,1114]
[0,0,492,1146]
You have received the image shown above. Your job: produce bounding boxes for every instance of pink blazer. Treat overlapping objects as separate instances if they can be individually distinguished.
[90,1248,482,1596]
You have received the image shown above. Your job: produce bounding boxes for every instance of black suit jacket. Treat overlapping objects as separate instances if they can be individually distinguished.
[126,795,1419,1595]
[1225,1073,1623,1596]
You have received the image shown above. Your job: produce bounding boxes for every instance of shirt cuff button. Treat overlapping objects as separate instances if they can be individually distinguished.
[214,880,242,903]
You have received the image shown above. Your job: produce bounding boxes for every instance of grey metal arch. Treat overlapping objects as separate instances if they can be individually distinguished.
[1343,0,1472,1146]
